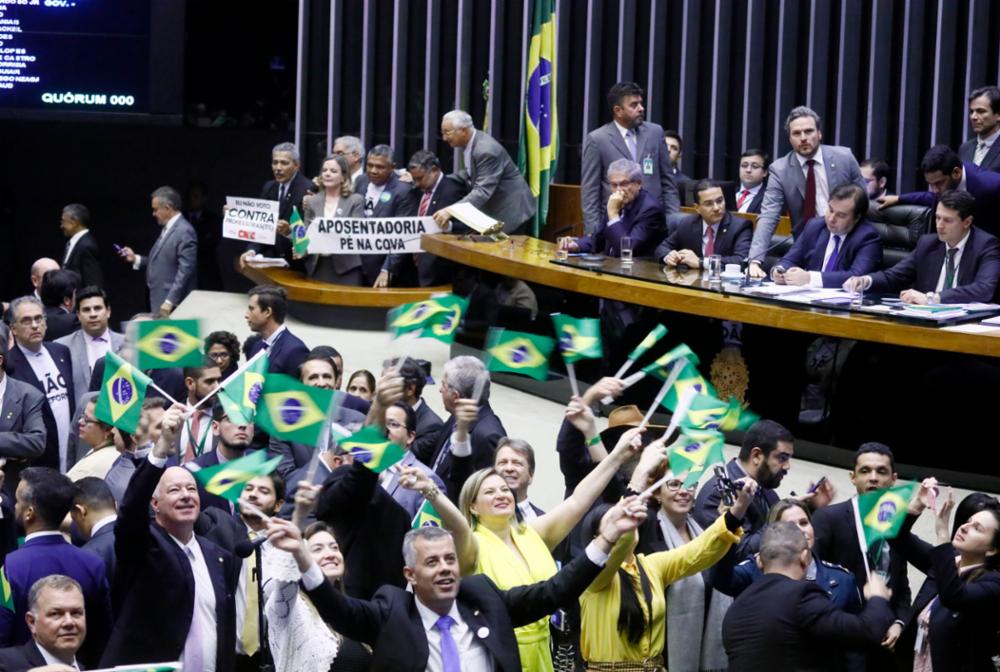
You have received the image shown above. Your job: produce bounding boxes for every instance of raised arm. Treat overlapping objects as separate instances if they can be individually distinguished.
[398,466,479,576]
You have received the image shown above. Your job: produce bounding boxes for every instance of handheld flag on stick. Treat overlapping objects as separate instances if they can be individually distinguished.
[669,427,726,487]
[290,206,309,256]
[856,483,918,547]
[662,361,716,411]
[188,348,269,417]
[485,328,554,381]
[638,358,688,430]
[642,344,700,379]
[551,314,602,397]
[215,388,250,426]
[388,295,469,344]
[681,393,760,432]
[0,566,13,612]
[339,426,405,473]
[95,351,152,434]
[254,374,334,446]
[412,499,444,529]
[603,324,668,404]
[192,450,282,502]
[135,319,203,370]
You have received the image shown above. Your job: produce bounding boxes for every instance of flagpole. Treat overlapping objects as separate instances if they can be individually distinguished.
[186,348,269,417]
[304,390,341,486]
[850,495,873,584]
[148,382,183,408]
[238,498,272,523]
[601,370,645,405]
[565,361,580,398]
[661,387,697,444]
[471,369,489,404]
[638,360,686,431]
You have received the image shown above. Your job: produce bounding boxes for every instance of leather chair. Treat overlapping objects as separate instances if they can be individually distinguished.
[867,203,932,269]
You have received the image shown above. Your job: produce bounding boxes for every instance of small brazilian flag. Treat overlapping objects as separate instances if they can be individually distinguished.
[627,324,669,362]
[669,427,726,487]
[216,388,250,425]
[551,314,602,363]
[290,206,309,256]
[95,351,151,434]
[388,294,469,344]
[0,565,13,612]
[412,499,444,529]
[339,426,404,473]
[857,483,918,547]
[192,450,282,502]
[223,352,269,419]
[136,319,203,370]
[642,344,700,379]
[681,394,759,432]
[662,361,717,412]
[254,374,333,445]
[485,328,554,381]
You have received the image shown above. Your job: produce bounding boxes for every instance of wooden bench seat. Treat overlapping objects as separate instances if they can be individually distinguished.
[239,265,451,307]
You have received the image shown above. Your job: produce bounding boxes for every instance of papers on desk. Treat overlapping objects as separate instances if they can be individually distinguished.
[744,285,853,305]
[244,253,289,268]
[443,202,504,235]
[981,314,1000,326]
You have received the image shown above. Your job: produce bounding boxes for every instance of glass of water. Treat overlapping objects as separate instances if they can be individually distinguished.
[850,283,864,308]
[619,236,633,264]
[706,254,723,282]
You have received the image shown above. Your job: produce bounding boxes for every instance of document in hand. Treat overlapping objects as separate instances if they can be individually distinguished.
[444,202,504,235]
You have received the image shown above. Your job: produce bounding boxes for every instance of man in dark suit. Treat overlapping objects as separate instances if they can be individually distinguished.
[59,203,103,288]
[393,357,444,463]
[0,467,110,667]
[185,180,226,291]
[847,190,1000,304]
[0,323,47,494]
[413,356,506,503]
[664,130,693,186]
[4,296,75,472]
[772,183,882,288]
[102,404,238,671]
[881,145,1000,238]
[71,476,119,585]
[812,443,912,658]
[958,85,1000,172]
[748,106,866,275]
[55,286,125,408]
[39,269,81,341]
[355,145,418,287]
[580,81,680,234]
[243,285,309,377]
[185,396,256,514]
[722,521,894,672]
[268,498,643,672]
[0,575,88,671]
[657,179,753,268]
[693,419,795,560]
[736,149,770,214]
[120,185,198,316]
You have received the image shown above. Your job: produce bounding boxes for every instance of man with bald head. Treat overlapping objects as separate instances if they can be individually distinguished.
[2,259,60,319]
[101,404,238,671]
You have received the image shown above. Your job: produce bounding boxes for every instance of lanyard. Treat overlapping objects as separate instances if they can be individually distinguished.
[185,416,209,458]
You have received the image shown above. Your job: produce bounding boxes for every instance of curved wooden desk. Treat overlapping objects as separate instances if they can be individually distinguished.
[240,266,451,307]
[421,234,1000,357]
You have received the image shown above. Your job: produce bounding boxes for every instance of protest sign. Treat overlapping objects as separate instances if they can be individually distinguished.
[223,196,279,245]
[305,216,442,254]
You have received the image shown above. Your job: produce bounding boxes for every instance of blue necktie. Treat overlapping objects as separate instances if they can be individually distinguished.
[823,235,842,272]
[435,614,461,672]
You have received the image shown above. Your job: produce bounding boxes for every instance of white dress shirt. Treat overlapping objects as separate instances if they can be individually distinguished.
[414,598,494,672]
[797,146,830,218]
[935,230,971,293]
[262,324,287,350]
[974,126,1000,165]
[63,229,88,265]
[805,233,845,287]
[90,514,118,538]
[37,640,80,670]
[170,532,218,672]
[516,499,539,522]
[702,221,719,258]
[736,183,763,213]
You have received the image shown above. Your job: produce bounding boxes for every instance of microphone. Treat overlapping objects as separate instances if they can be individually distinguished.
[234,534,267,559]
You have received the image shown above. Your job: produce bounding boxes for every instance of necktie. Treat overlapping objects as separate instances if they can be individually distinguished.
[974,141,989,166]
[736,188,751,210]
[435,614,462,672]
[944,247,958,289]
[418,191,433,217]
[625,130,638,161]
[278,183,287,202]
[704,225,716,257]
[185,413,202,462]
[802,159,817,221]
[823,235,842,272]
[241,545,260,655]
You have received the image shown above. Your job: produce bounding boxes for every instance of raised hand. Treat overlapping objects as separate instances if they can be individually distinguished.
[729,476,759,520]
[598,495,649,543]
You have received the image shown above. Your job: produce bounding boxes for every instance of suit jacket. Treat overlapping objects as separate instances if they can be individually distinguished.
[737,180,768,215]
[722,573,894,672]
[137,216,198,309]
[306,543,605,672]
[245,327,310,378]
[580,120,681,233]
[414,404,507,504]
[812,499,912,624]
[654,211,752,267]
[457,130,536,233]
[3,342,75,471]
[891,525,1000,672]
[410,399,444,466]
[867,227,1000,303]
[692,458,778,561]
[380,451,447,519]
[83,520,117,585]
[314,462,412,599]
[749,144,866,261]
[776,217,883,287]
[267,402,366,479]
[391,173,468,284]
[0,534,111,667]
[0,376,46,487]
[576,188,666,258]
[42,306,79,341]
[959,136,1000,173]
[354,173,417,283]
[252,172,318,260]
[102,458,238,670]
[55,328,126,407]
[898,161,1000,238]
[0,641,49,672]
[302,191,366,277]
[63,230,103,288]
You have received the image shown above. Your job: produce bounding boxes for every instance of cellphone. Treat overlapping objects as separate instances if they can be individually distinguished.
[113,243,125,255]
[807,476,828,494]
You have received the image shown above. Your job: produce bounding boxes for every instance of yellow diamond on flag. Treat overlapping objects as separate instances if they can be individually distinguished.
[863,491,908,535]
[262,390,327,435]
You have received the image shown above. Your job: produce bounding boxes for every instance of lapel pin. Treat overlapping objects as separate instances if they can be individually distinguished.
[477,626,490,639]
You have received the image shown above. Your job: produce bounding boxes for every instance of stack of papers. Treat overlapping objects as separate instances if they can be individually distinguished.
[244,254,289,269]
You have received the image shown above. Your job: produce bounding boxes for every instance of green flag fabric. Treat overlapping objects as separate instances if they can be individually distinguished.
[135,319,202,369]
[642,344,700,380]
[223,352,270,418]
[215,388,250,426]
[388,294,469,344]
[339,426,404,473]
[412,499,444,529]
[857,483,919,547]
[669,428,726,486]
[254,374,334,445]
[95,351,152,434]
[662,361,717,412]
[290,206,309,256]
[681,393,760,432]
[551,314,602,363]
[485,328,554,381]
[0,566,13,611]
[192,450,282,503]
[626,324,668,361]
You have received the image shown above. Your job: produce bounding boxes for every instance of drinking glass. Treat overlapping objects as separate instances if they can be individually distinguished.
[619,236,633,264]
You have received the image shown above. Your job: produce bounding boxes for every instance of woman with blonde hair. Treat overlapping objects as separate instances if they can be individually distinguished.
[300,153,366,285]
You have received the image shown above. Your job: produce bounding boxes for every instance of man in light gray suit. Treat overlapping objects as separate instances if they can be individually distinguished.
[119,186,198,315]
[55,286,125,408]
[0,323,47,490]
[433,110,536,234]
[580,81,680,235]
[748,106,866,276]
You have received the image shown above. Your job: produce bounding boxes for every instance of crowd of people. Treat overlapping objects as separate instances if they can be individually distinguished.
[1,81,999,672]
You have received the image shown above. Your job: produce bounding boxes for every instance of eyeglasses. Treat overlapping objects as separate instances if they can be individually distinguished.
[663,479,696,492]
[207,351,231,361]
[16,315,45,326]
[740,162,765,170]
[80,416,100,426]
[385,420,407,431]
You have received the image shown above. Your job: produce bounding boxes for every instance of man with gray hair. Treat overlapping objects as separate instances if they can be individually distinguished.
[0,575,86,670]
[0,320,46,496]
[747,106,866,276]
[722,521,894,671]
[59,203,103,288]
[333,135,366,183]
[119,185,198,316]
[415,355,506,503]
[434,109,536,235]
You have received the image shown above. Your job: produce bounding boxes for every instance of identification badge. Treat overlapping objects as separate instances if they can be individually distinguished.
[380,191,392,203]
[643,156,654,174]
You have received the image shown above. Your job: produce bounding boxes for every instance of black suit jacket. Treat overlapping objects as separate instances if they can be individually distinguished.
[811,499,912,623]
[102,458,238,671]
[414,404,507,503]
[0,376,47,491]
[0,640,48,672]
[740,180,768,215]
[692,459,778,561]
[64,230,103,288]
[389,173,468,285]
[410,400,445,466]
[42,307,80,341]
[959,137,1000,173]
[654,211,752,267]
[252,172,317,260]
[577,188,667,259]
[314,462,411,599]
[353,173,418,283]
[245,328,310,378]
[722,573,894,672]
[3,341,75,470]
[306,543,605,672]
[83,521,117,585]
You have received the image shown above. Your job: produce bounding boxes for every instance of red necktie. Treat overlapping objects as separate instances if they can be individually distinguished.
[802,159,817,221]
[418,191,433,216]
[704,225,716,257]
[736,188,751,209]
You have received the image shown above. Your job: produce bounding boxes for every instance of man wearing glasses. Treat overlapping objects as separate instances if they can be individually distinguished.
[0,322,46,495]
[736,149,770,214]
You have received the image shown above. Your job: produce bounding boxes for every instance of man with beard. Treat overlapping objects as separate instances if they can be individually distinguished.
[188,398,255,514]
[693,419,794,560]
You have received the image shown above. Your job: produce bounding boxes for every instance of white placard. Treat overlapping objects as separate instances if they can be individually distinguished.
[223,196,279,245]
[306,217,441,255]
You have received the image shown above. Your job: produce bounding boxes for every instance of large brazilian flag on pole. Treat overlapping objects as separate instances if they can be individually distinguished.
[517,0,558,238]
